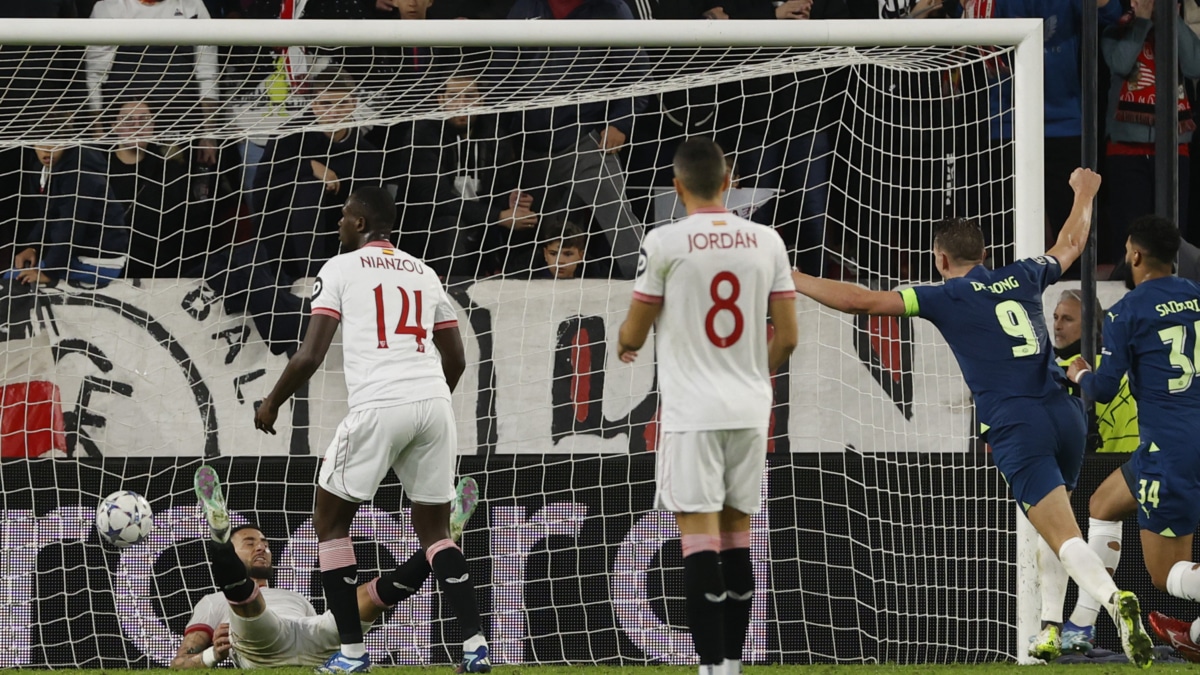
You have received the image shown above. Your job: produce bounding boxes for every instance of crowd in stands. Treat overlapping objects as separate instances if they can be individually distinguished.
[2,0,1200,349]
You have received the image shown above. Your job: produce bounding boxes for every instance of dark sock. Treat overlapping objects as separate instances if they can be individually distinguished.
[319,538,364,646]
[375,549,432,606]
[208,541,256,604]
[684,550,726,666]
[721,547,754,662]
[429,540,482,638]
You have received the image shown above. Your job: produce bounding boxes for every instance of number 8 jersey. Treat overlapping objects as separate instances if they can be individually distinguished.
[310,242,460,412]
[898,256,1067,428]
[632,209,795,432]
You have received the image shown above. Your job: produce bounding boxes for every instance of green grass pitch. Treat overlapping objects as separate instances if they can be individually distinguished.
[59,666,1200,675]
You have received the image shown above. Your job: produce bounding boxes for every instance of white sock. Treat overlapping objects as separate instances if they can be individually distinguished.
[1166,561,1200,602]
[1068,518,1122,628]
[1058,537,1120,617]
[1038,535,1069,625]
[723,658,742,675]
[698,666,720,675]
[341,643,366,658]
[464,632,488,652]
[1191,618,1200,644]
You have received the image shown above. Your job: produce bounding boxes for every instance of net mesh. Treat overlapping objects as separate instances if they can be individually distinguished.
[0,33,1021,667]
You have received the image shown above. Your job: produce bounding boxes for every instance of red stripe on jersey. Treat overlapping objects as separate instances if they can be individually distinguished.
[769,290,796,300]
[632,291,663,305]
[185,624,214,638]
[433,320,458,331]
[312,307,341,320]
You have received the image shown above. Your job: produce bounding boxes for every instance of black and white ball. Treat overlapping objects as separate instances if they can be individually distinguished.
[95,490,154,548]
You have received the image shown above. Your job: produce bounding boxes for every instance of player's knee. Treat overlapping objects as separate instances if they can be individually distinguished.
[1088,491,1121,522]
[1149,566,1172,593]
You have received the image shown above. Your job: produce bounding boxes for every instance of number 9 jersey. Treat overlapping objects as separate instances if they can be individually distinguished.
[898,256,1068,428]
[632,209,795,432]
[310,242,460,413]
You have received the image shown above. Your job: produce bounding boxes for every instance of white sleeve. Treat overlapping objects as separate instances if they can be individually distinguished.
[769,233,796,300]
[631,233,665,304]
[310,259,344,320]
[188,0,220,102]
[184,594,227,638]
[84,1,117,111]
[433,286,459,332]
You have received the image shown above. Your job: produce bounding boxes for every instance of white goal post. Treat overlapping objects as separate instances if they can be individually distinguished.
[0,17,1051,666]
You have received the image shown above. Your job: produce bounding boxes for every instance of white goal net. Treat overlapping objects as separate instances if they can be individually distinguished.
[0,18,1044,667]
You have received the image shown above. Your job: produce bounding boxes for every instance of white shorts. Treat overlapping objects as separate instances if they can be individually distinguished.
[230,611,373,669]
[654,428,767,514]
[318,398,456,505]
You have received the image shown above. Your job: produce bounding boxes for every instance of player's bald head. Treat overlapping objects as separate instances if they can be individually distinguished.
[932,218,986,266]
[673,138,728,201]
[347,187,396,238]
[1127,215,1179,269]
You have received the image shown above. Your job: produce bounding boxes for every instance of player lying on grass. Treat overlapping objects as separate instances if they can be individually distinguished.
[175,465,479,670]
[1067,215,1200,663]
[254,187,489,673]
[791,168,1153,668]
[617,138,799,675]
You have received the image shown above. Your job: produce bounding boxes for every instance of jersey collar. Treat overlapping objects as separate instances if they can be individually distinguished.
[692,207,728,214]
[364,240,395,248]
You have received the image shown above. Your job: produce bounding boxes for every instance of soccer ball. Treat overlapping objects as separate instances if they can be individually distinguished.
[95,490,154,548]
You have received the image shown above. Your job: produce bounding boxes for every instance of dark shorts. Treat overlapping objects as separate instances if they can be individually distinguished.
[988,393,1087,512]
[1120,439,1200,538]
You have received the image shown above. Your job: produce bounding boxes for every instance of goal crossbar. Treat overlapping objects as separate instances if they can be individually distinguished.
[0,18,1042,48]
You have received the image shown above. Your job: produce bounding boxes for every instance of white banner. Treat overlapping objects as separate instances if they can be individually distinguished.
[0,278,1122,457]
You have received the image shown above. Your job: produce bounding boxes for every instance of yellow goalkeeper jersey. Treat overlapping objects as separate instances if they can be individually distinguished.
[1057,353,1139,453]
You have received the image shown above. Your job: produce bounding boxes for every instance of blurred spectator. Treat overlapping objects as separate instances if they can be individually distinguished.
[402,76,527,277]
[961,0,1121,267]
[1052,289,1138,453]
[105,99,196,278]
[503,0,648,278]
[738,0,849,277]
[253,70,383,281]
[537,221,587,279]
[85,0,220,164]
[0,2,87,244]
[849,0,944,18]
[12,145,128,286]
[1102,0,1200,262]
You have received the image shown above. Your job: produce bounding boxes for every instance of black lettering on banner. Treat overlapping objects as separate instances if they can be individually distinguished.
[233,369,267,405]
[213,326,252,365]
[65,375,134,458]
[550,316,658,451]
[853,314,915,420]
[181,285,217,322]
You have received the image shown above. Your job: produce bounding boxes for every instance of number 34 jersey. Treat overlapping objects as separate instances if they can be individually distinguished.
[310,242,459,413]
[898,256,1067,427]
[632,210,795,433]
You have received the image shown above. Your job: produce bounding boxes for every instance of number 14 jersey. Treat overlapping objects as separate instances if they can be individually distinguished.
[310,242,459,412]
[632,209,795,432]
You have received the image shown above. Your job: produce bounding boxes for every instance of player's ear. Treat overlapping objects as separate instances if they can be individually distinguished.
[720,171,731,193]
[672,177,684,200]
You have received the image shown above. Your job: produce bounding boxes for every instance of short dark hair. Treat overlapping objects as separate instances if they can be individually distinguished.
[542,221,586,251]
[673,138,727,200]
[349,187,397,238]
[1128,215,1180,267]
[308,68,356,97]
[230,524,264,539]
[932,217,986,265]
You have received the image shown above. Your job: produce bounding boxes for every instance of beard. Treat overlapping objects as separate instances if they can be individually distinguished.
[248,565,274,581]
[1122,261,1136,290]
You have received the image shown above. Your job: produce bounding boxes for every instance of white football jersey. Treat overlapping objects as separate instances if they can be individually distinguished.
[310,242,459,412]
[632,209,795,432]
[185,587,317,636]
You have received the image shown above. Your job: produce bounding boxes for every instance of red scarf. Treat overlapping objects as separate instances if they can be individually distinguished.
[1115,14,1195,134]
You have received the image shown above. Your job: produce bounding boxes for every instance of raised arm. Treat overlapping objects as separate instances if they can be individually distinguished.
[1046,168,1102,272]
[791,271,906,316]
